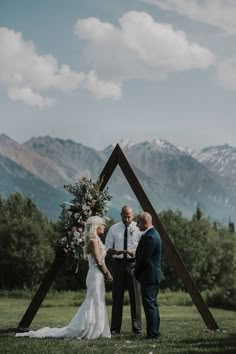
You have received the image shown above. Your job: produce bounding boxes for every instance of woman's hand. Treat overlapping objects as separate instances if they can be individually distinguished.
[105,271,113,283]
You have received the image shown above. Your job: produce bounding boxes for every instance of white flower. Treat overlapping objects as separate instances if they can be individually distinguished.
[129,223,139,235]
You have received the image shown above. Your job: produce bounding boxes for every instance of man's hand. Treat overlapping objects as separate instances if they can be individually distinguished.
[108,249,134,257]
[127,250,135,257]
[110,248,124,255]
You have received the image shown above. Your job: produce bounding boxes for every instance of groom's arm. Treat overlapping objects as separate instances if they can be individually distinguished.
[135,236,154,279]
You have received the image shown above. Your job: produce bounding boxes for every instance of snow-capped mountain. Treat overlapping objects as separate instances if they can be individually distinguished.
[0,134,236,222]
[122,140,236,219]
[191,144,236,183]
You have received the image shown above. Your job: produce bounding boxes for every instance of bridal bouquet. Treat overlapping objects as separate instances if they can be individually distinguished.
[57,176,112,272]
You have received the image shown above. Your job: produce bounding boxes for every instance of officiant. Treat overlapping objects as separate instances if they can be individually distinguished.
[105,206,142,335]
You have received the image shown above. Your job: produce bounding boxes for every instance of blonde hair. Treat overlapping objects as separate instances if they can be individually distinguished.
[84,215,104,255]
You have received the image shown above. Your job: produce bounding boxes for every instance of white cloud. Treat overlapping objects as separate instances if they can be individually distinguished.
[84,71,121,100]
[8,87,56,109]
[0,27,120,108]
[142,0,236,35]
[0,11,217,108]
[74,11,215,82]
[216,57,236,90]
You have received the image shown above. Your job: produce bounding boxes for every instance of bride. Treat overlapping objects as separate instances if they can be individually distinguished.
[16,216,113,339]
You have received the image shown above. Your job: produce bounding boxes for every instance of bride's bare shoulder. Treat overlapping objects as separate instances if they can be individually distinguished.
[87,237,98,252]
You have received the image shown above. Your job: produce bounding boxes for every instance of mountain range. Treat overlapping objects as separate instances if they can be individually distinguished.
[0,133,235,223]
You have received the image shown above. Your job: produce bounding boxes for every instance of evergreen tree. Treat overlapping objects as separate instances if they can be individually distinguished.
[193,204,203,220]
[228,218,235,233]
[0,193,57,289]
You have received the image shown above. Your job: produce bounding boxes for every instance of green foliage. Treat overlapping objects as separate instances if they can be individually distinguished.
[203,287,236,310]
[159,209,236,309]
[0,193,57,289]
[0,192,235,310]
[159,209,190,290]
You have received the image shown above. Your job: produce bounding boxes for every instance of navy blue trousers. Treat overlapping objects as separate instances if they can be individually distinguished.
[141,283,160,338]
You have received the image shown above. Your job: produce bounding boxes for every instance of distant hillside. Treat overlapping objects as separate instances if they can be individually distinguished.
[119,140,236,219]
[0,134,236,223]
[191,144,236,191]
[24,136,105,181]
[0,134,68,187]
[0,152,68,220]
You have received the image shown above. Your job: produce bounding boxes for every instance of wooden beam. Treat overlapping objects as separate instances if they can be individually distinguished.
[99,144,120,190]
[17,254,65,331]
[111,144,219,330]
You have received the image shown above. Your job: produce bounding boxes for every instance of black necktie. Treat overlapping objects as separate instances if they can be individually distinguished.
[123,226,128,259]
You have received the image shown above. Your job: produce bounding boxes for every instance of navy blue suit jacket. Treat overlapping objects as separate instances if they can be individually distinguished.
[135,227,162,285]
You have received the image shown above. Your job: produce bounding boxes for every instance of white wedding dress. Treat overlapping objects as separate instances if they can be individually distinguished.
[16,237,111,339]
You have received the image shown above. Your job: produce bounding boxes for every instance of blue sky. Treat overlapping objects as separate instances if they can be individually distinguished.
[1,0,236,150]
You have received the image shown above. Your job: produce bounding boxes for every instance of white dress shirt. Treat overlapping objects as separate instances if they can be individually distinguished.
[105,221,141,259]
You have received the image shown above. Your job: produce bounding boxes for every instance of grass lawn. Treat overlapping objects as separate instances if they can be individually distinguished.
[0,291,236,354]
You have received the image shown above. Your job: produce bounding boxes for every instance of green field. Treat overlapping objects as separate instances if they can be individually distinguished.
[0,291,236,354]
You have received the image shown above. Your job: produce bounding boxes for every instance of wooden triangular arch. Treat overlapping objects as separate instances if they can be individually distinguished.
[17,144,219,331]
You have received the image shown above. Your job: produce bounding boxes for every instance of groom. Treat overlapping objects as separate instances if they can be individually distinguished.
[135,212,162,340]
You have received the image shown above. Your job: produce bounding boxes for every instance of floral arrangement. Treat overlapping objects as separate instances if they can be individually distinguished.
[57,176,112,272]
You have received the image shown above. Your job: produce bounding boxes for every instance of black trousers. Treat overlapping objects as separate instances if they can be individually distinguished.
[141,283,160,338]
[111,259,142,333]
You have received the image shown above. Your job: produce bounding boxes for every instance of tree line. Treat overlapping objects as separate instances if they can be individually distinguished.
[0,193,235,309]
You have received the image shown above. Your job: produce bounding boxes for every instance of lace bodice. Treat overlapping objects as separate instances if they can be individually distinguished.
[87,236,106,268]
